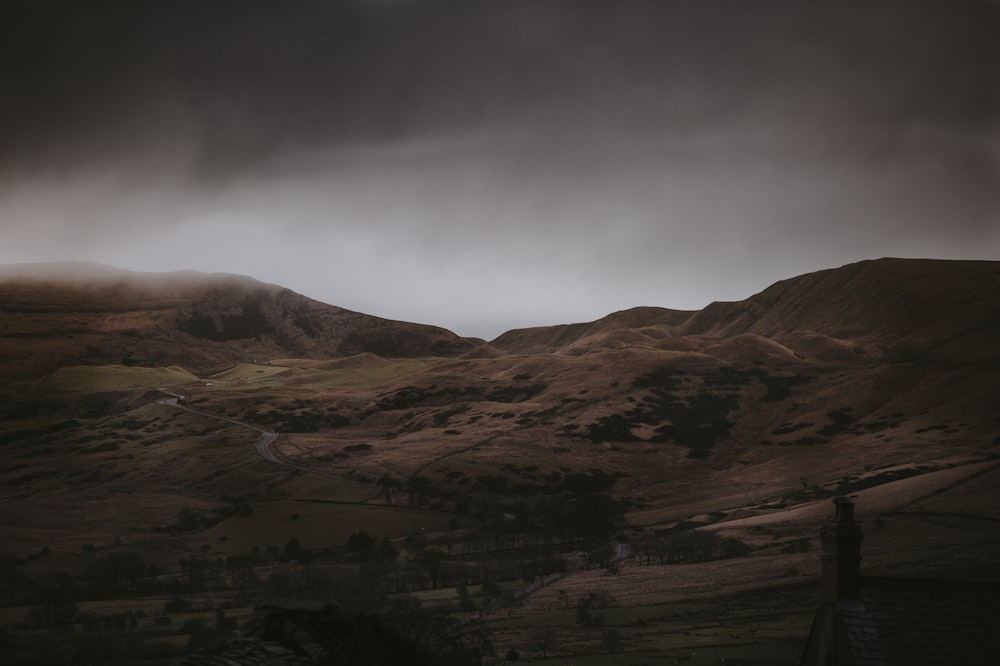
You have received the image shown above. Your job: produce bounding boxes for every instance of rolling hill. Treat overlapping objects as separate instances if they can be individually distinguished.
[1,258,998,664]
[0,262,477,380]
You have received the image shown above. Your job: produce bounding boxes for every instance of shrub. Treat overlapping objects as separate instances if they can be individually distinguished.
[164,597,193,614]
[720,537,752,558]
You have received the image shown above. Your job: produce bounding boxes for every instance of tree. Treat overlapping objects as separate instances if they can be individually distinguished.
[587,545,615,570]
[283,537,313,564]
[384,596,494,663]
[173,506,202,533]
[407,475,435,508]
[374,536,399,563]
[179,556,225,591]
[406,531,428,561]
[25,573,77,633]
[225,552,261,587]
[346,529,376,555]
[575,592,607,628]
[456,584,476,612]
[721,537,751,559]
[85,551,147,596]
[601,629,624,661]
[643,535,670,565]
[164,597,193,614]
[263,570,294,599]
[421,550,445,588]
[481,580,501,600]
[0,553,31,604]
[529,625,558,658]
[25,601,77,633]
[377,475,402,503]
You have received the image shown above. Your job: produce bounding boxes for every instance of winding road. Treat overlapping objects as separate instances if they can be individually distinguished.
[157,389,314,474]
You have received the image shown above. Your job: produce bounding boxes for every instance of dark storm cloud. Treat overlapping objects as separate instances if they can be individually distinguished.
[4,0,997,173]
[1,1,998,338]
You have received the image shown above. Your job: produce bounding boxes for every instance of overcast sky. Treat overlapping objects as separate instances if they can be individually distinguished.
[1,0,998,339]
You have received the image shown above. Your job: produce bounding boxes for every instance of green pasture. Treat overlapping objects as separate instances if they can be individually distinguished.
[282,357,447,388]
[39,364,199,392]
[208,363,290,382]
[277,472,377,503]
[202,358,445,390]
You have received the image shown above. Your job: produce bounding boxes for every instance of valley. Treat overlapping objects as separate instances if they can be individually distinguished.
[1,258,998,664]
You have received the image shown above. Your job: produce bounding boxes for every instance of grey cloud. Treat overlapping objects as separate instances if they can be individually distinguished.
[4,1,997,174]
[0,1,997,339]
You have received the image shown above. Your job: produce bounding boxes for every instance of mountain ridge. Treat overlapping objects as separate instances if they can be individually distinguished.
[4,257,999,378]
[0,263,479,379]
[676,258,1000,363]
[492,258,1000,364]
[1,256,997,623]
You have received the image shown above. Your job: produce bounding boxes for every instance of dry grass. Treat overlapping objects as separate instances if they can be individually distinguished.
[197,500,458,554]
[486,551,817,665]
[2,259,998,664]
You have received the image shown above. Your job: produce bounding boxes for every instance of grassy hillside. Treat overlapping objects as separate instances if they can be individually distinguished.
[0,264,477,379]
[1,258,998,664]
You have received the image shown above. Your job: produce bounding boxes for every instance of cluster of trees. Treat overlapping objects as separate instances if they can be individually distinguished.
[633,530,751,565]
[319,487,622,602]
[400,494,624,561]
[381,595,494,664]
[16,591,245,664]
[575,590,615,628]
[4,543,288,629]
[8,552,170,629]
[2,471,639,662]
[345,529,399,563]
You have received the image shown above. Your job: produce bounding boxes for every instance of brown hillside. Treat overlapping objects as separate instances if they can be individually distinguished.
[0,263,477,379]
[492,306,695,355]
[1,257,998,588]
[679,258,1000,363]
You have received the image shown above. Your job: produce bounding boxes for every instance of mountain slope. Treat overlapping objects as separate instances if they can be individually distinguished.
[678,258,1000,363]
[0,262,478,379]
[0,258,998,584]
[491,306,695,355]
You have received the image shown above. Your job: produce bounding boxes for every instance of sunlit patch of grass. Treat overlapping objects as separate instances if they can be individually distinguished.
[41,365,199,392]
[199,358,448,392]
[286,358,448,387]
[208,363,291,382]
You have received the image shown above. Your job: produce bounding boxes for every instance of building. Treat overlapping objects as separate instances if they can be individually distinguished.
[800,497,1000,665]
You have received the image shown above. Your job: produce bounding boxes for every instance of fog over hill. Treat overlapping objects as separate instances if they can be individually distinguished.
[1,1,997,338]
[0,261,476,379]
[3,257,999,374]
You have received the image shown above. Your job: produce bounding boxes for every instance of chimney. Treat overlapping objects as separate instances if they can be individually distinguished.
[820,496,863,604]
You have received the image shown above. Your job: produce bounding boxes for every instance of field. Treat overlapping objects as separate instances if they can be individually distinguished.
[2,346,998,664]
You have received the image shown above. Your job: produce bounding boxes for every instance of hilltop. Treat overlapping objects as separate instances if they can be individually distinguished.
[0,262,476,379]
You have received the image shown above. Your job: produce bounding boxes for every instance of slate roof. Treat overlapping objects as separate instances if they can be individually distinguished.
[802,576,1000,666]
